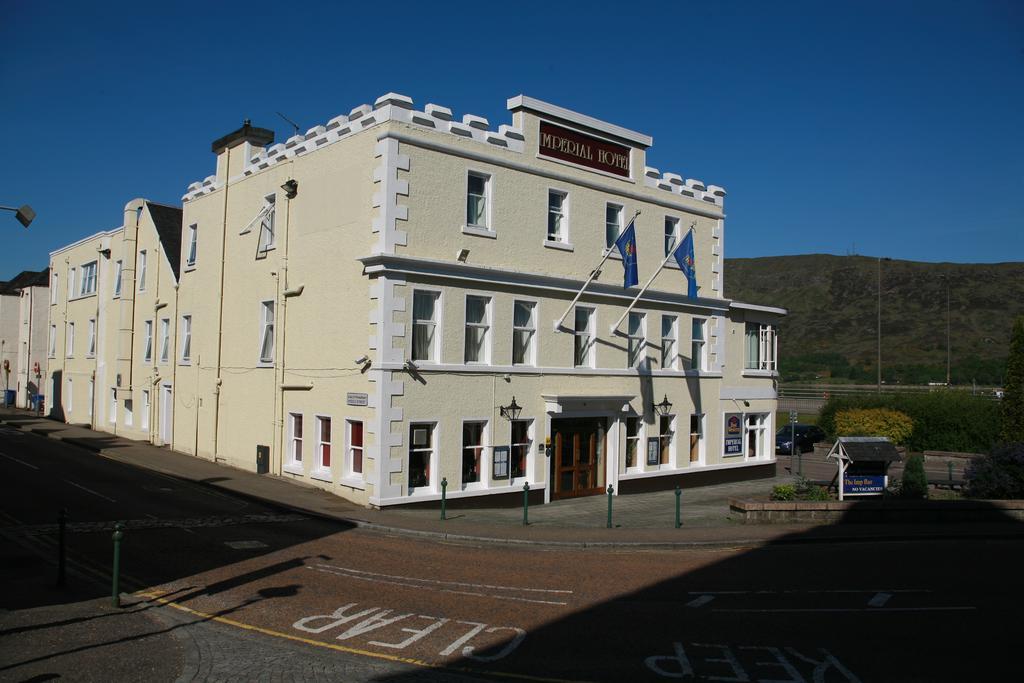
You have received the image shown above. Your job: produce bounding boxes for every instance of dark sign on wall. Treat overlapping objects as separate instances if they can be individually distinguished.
[724,413,743,456]
[538,121,631,178]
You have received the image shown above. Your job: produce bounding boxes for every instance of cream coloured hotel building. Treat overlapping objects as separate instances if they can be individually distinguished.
[48,93,784,508]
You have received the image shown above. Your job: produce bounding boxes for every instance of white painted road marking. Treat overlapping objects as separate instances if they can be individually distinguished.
[646,642,862,682]
[868,592,892,607]
[688,588,930,595]
[0,451,39,470]
[714,606,976,613]
[63,479,116,502]
[686,595,715,608]
[310,563,571,606]
[225,540,269,550]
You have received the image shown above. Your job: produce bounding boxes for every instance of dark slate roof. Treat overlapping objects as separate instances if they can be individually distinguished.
[211,120,274,153]
[0,268,49,295]
[147,202,183,280]
[838,437,903,463]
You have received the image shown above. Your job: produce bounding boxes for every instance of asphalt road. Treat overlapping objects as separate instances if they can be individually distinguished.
[1,427,1020,682]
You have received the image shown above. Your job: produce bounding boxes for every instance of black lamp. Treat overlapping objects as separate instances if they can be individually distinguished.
[500,396,522,421]
[653,394,673,416]
[281,179,298,199]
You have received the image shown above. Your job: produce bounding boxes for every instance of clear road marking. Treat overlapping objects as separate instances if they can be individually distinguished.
[714,606,976,613]
[311,565,569,606]
[225,540,269,550]
[0,452,39,470]
[686,595,715,608]
[63,479,117,503]
[868,592,892,607]
[134,592,570,683]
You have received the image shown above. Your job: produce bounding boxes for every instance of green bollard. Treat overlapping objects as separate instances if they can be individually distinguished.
[111,523,124,608]
[440,478,447,521]
[57,508,67,587]
[523,482,530,526]
[606,485,614,529]
[675,486,682,529]
[797,448,803,478]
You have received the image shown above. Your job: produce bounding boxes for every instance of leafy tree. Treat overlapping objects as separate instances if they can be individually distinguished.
[901,454,928,499]
[1001,316,1024,442]
[834,408,913,444]
[964,442,1024,499]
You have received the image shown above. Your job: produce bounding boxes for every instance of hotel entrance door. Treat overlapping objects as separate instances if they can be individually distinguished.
[550,417,607,500]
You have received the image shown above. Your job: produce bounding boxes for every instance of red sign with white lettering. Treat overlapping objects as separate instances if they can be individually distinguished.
[538,121,631,178]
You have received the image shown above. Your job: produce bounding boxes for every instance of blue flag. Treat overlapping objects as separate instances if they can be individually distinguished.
[614,219,639,288]
[673,229,698,298]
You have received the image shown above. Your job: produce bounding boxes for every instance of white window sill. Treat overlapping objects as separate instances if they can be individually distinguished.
[179,360,192,366]
[461,482,487,492]
[742,369,777,378]
[340,476,365,490]
[462,225,496,239]
[256,361,274,368]
[69,293,97,302]
[112,294,121,300]
[183,264,196,273]
[543,239,574,252]
[310,468,333,483]
[283,463,304,476]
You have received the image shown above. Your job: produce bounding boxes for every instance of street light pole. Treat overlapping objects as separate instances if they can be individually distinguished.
[0,204,35,228]
[877,257,882,394]
[946,277,951,386]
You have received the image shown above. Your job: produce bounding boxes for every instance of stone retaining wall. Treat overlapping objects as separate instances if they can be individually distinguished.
[729,498,1024,524]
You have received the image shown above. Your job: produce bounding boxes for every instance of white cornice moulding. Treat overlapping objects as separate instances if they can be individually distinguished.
[507,95,653,148]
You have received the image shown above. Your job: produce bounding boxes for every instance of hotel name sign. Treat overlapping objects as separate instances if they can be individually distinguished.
[538,121,631,178]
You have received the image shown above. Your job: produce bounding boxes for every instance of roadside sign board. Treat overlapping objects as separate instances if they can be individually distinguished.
[789,410,798,423]
[843,474,886,495]
[724,413,743,456]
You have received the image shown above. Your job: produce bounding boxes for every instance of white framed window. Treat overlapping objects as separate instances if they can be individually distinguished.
[605,203,623,249]
[113,260,123,298]
[661,315,678,370]
[691,318,707,371]
[258,196,276,253]
[316,415,333,474]
[745,323,778,371]
[186,224,198,267]
[288,413,303,466]
[48,325,56,358]
[689,414,704,464]
[627,312,645,367]
[547,190,568,243]
[160,318,170,364]
[464,295,491,364]
[512,300,536,366]
[180,315,192,363]
[258,300,275,365]
[659,414,675,467]
[573,306,595,368]
[143,320,153,363]
[138,250,147,292]
[624,416,641,470]
[664,216,680,256]
[67,268,75,301]
[66,378,72,414]
[746,413,769,458]
[51,272,58,304]
[408,422,435,491]
[66,322,74,357]
[411,290,440,362]
[109,388,117,424]
[87,318,96,358]
[510,419,532,480]
[346,419,363,477]
[124,399,134,427]
[80,261,97,296]
[461,421,485,487]
[141,390,150,430]
[466,171,491,229]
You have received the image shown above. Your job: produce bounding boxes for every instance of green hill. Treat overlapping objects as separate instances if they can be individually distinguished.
[725,254,1024,386]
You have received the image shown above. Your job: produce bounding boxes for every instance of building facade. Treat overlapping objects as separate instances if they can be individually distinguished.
[0,270,49,409]
[49,93,784,508]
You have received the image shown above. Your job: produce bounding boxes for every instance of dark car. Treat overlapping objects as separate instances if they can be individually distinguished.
[775,424,826,455]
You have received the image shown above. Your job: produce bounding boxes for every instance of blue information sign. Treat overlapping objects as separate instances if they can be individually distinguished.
[843,474,886,495]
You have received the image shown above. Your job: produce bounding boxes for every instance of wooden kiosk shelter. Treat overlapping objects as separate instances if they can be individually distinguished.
[826,437,902,500]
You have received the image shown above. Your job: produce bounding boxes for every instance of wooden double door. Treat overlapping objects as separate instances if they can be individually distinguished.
[550,418,607,500]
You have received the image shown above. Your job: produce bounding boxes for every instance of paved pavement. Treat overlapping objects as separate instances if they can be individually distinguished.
[0,406,1002,550]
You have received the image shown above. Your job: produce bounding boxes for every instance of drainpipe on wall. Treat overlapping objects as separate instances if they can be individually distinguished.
[275,173,297,476]
[212,150,232,463]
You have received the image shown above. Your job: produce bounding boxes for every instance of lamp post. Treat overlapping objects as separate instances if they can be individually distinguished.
[0,204,35,228]
[945,276,951,386]
[877,257,891,393]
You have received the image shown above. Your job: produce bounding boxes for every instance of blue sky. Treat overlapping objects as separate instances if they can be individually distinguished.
[1,0,1021,280]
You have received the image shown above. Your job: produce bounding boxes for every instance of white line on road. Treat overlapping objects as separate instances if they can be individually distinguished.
[63,480,117,503]
[686,595,715,608]
[0,452,39,470]
[688,588,930,595]
[310,565,570,606]
[868,592,892,607]
[714,607,976,613]
[313,563,573,594]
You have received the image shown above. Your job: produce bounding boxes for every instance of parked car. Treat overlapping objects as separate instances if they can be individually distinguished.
[776,424,826,455]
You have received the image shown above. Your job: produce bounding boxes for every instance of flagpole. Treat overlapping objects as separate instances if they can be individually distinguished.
[553,210,641,331]
[608,222,696,335]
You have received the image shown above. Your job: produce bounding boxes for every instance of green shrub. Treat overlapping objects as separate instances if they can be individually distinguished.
[901,454,928,499]
[819,392,999,453]
[834,408,913,444]
[771,484,796,501]
[964,442,1024,499]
